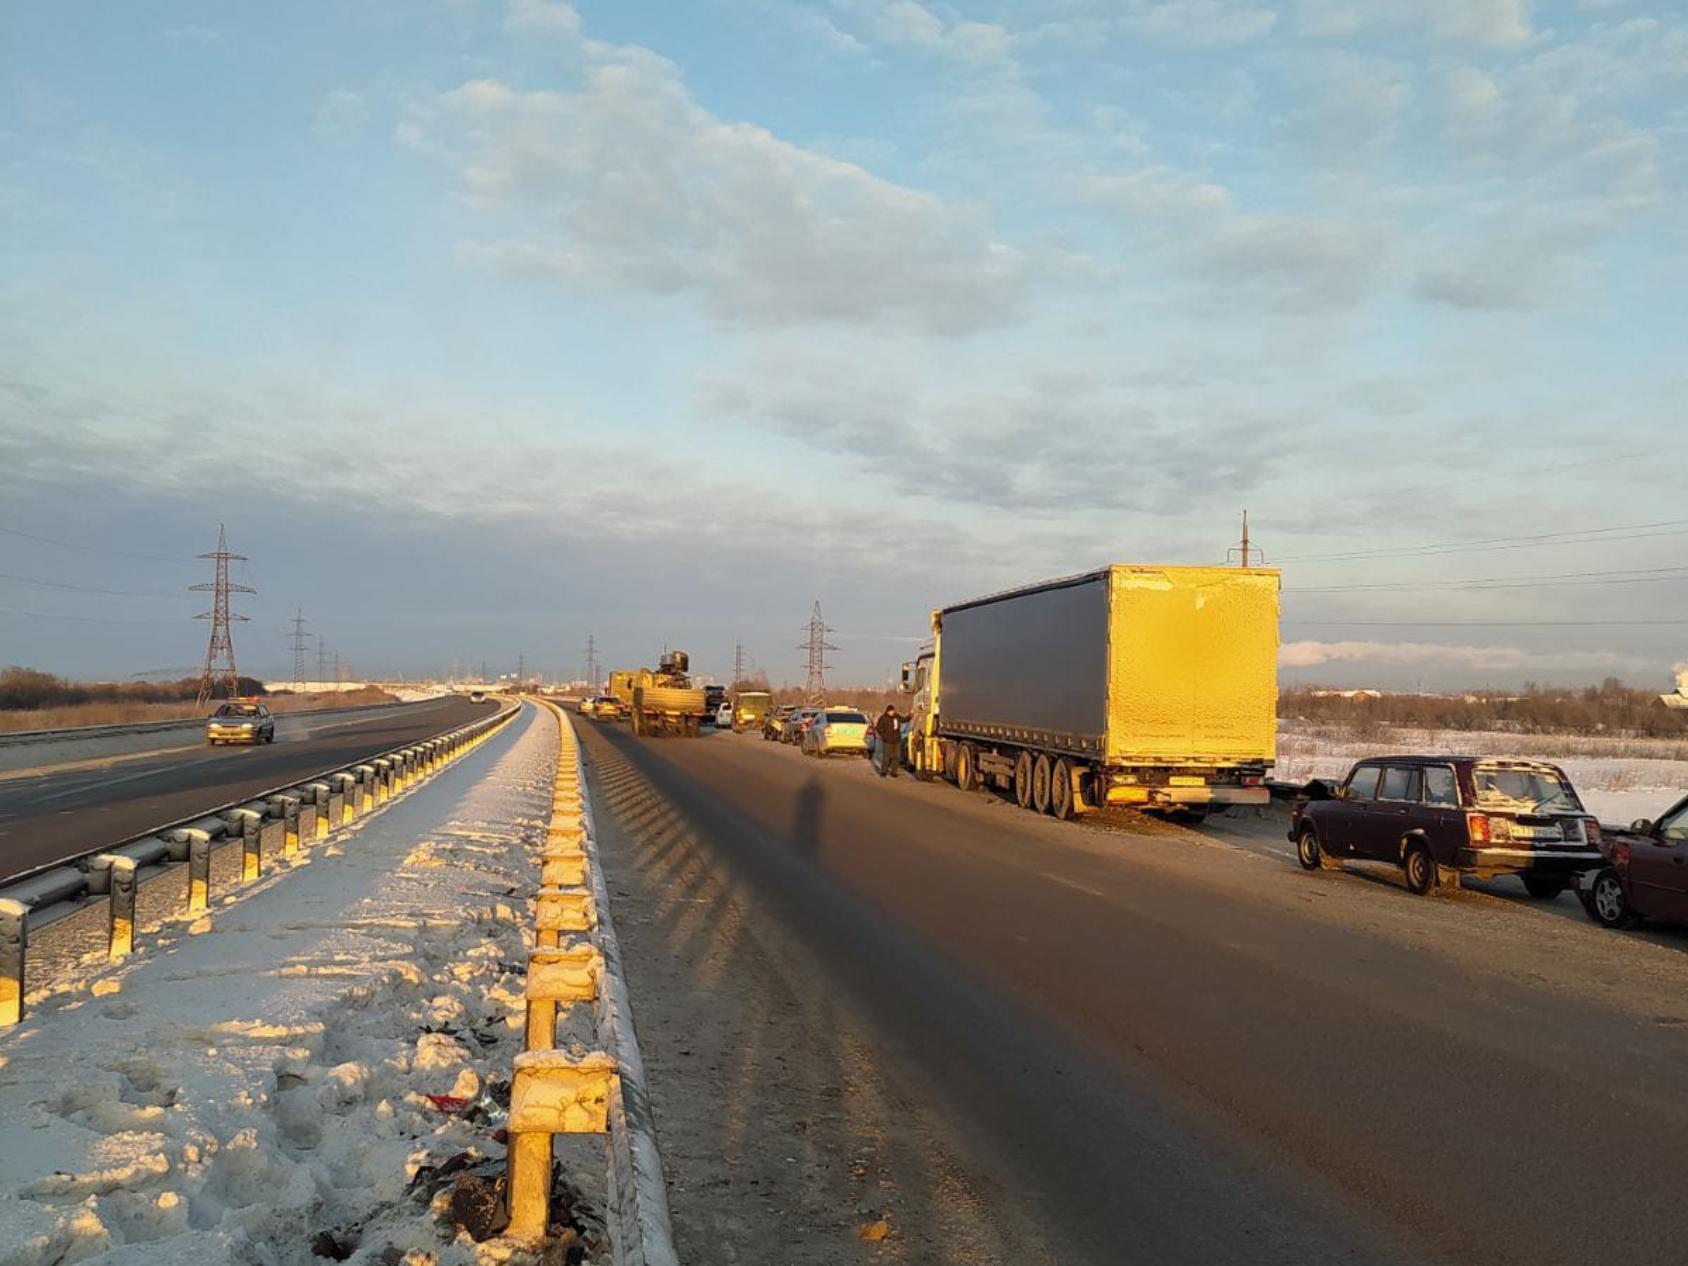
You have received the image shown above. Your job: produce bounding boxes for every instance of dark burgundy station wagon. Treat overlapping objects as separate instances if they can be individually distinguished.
[1292,756,1604,896]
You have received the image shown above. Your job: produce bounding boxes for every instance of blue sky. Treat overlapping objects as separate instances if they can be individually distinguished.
[2,0,1686,690]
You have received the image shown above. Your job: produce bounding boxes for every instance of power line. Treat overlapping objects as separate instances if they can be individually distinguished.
[0,570,194,599]
[0,523,198,564]
[1288,564,1688,595]
[1278,518,1688,565]
[0,605,183,626]
[1284,618,1688,627]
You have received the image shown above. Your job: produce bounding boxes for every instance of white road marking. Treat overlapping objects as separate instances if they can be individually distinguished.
[1041,872,1108,899]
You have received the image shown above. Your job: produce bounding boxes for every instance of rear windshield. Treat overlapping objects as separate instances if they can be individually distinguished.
[1471,764,1581,814]
[826,712,867,723]
[214,704,261,717]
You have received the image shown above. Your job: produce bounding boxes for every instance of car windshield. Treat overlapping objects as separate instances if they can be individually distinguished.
[1471,764,1580,813]
[826,712,866,723]
[214,704,260,717]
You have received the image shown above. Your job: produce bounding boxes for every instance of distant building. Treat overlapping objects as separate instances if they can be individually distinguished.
[1662,667,1688,710]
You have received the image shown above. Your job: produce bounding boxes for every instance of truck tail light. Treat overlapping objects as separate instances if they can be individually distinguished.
[1241,775,1262,787]
[1468,813,1491,845]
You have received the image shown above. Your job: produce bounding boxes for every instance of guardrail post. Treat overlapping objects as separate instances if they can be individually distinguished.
[535,886,595,949]
[236,811,262,885]
[355,765,375,812]
[311,783,332,837]
[276,796,301,856]
[105,855,137,959]
[0,898,25,1027]
[506,1051,618,1243]
[540,850,588,888]
[189,834,211,912]
[524,944,601,1051]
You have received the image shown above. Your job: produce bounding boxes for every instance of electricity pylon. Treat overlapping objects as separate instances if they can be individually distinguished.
[190,524,254,707]
[798,602,836,704]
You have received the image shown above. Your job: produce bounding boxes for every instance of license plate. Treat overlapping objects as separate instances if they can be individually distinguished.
[1169,776,1206,787]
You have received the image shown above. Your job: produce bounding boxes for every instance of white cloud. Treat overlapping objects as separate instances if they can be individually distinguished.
[314,89,369,139]
[1126,0,1277,44]
[1281,641,1625,672]
[864,1,1017,63]
[505,0,581,38]
[418,30,1028,333]
[1295,0,1531,47]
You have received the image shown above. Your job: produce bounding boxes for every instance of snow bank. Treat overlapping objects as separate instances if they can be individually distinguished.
[0,704,602,1265]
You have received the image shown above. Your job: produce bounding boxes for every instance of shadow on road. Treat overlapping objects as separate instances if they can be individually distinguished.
[792,776,824,857]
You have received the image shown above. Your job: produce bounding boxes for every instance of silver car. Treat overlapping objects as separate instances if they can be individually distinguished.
[206,700,275,745]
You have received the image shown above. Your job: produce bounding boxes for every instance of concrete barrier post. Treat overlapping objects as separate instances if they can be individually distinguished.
[239,812,262,885]
[106,855,137,959]
[280,799,301,856]
[189,834,211,912]
[311,783,332,837]
[377,758,394,803]
[505,1051,618,1243]
[0,898,25,1027]
[355,765,376,812]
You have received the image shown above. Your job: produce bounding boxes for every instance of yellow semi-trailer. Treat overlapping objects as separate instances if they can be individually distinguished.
[902,564,1280,820]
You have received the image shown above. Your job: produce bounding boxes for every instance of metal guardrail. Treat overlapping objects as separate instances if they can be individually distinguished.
[516,700,678,1264]
[0,701,521,1027]
[0,694,449,748]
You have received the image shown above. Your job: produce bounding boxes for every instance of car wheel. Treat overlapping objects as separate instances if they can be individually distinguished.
[264,730,275,744]
[1295,825,1324,871]
[956,743,979,793]
[1013,751,1033,809]
[1586,867,1636,929]
[1403,841,1436,895]
[1522,874,1567,900]
[1050,758,1076,821]
[1031,754,1052,815]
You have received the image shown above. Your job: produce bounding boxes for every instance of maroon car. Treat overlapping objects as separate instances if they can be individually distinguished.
[1292,756,1603,896]
[1579,793,1688,928]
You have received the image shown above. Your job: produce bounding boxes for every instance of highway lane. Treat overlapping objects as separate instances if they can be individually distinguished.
[0,697,494,883]
[578,719,1688,1266]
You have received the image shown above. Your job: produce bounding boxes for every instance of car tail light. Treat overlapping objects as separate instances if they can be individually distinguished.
[1467,813,1491,845]
[1585,818,1602,846]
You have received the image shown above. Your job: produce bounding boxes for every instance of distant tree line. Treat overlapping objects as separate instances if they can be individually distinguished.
[1281,679,1688,738]
[0,667,266,711]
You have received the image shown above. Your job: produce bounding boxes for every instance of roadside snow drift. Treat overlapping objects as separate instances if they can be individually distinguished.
[0,704,604,1265]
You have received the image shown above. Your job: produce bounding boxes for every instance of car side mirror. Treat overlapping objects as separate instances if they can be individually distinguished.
[1632,818,1655,835]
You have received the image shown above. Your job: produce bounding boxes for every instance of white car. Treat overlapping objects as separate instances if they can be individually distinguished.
[715,702,734,728]
[803,709,871,757]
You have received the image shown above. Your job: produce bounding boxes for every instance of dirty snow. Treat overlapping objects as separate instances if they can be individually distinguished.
[0,703,603,1266]
[1276,720,1688,824]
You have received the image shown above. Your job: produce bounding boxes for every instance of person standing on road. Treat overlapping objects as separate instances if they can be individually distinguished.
[874,705,902,779]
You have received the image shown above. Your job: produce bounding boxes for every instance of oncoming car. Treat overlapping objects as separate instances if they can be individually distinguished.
[206,699,275,746]
[804,710,871,757]
[469,690,488,704]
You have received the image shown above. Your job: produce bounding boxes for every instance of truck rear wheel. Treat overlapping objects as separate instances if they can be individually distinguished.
[1031,754,1052,814]
[1050,758,1076,820]
[956,743,980,793]
[1013,751,1033,809]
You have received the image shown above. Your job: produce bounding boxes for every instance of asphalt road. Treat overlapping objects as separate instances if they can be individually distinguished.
[0,697,494,883]
[579,719,1688,1266]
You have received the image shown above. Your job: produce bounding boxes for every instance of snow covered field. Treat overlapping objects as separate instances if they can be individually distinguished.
[0,704,603,1265]
[1276,720,1688,825]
